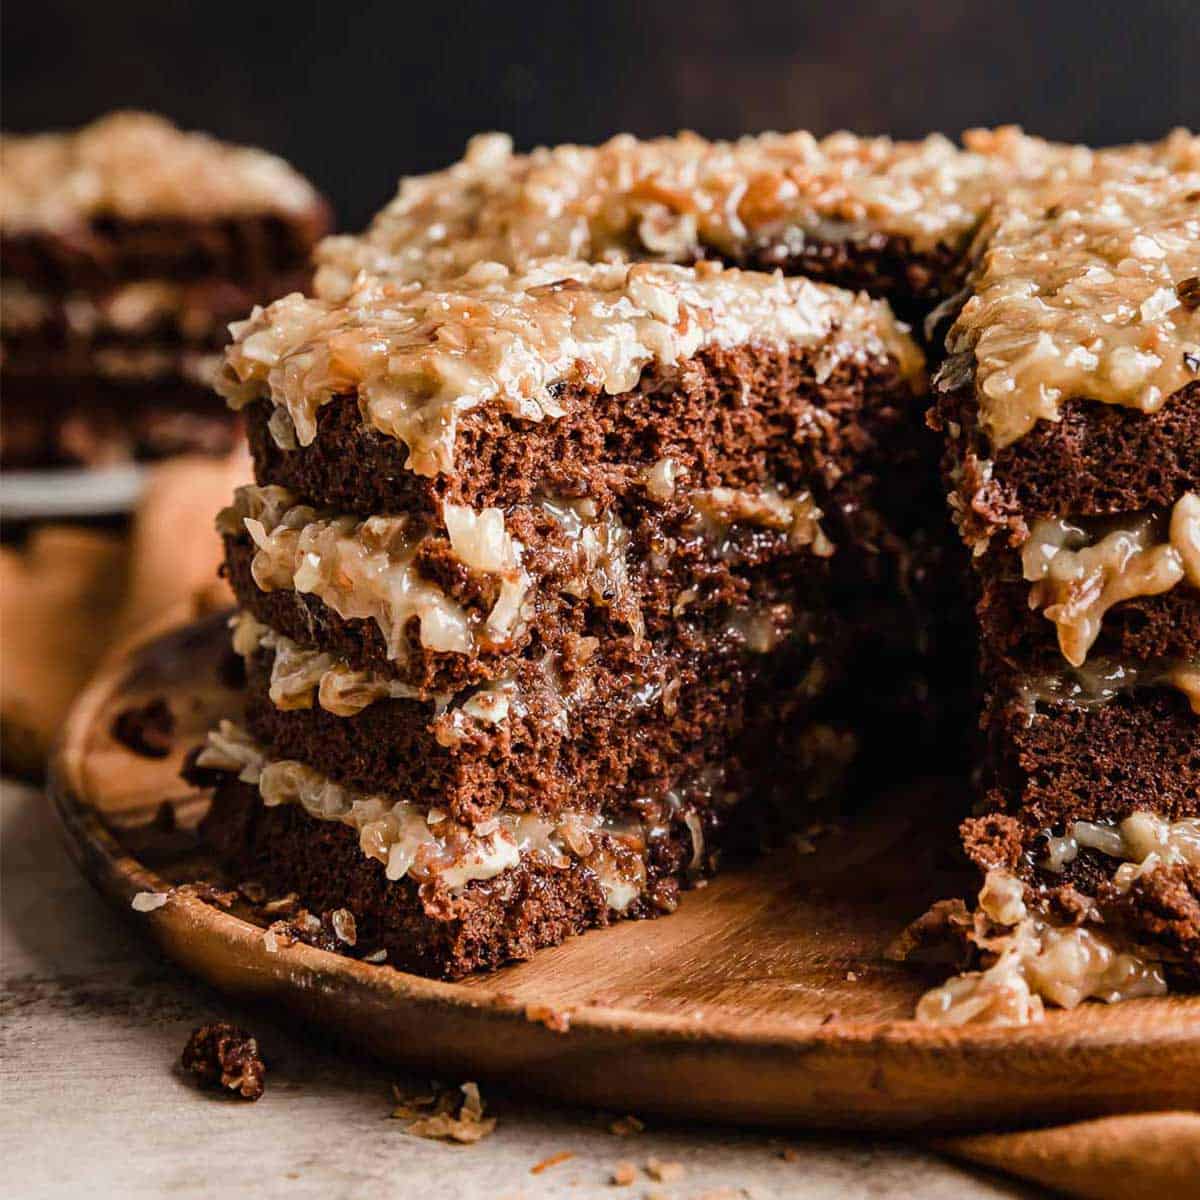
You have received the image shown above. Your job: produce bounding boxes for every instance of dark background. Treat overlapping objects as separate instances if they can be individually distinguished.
[3,0,1196,231]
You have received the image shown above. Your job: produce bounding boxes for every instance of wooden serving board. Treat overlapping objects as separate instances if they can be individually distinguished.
[49,612,1200,1133]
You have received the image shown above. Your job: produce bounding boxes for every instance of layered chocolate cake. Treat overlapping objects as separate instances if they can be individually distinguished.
[191,126,1198,1010]
[921,151,1200,1022]
[192,258,928,976]
[0,112,330,468]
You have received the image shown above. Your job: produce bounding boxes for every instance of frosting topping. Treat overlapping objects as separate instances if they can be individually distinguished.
[946,153,1200,447]
[219,257,920,477]
[1,111,321,232]
[311,126,1160,296]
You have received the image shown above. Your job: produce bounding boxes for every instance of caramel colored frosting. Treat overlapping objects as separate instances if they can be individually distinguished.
[1018,655,1200,716]
[219,257,921,477]
[1022,493,1200,667]
[915,868,1166,1026]
[195,721,684,910]
[218,484,531,664]
[1041,811,1200,891]
[0,111,322,233]
[313,126,1124,297]
[946,140,1200,447]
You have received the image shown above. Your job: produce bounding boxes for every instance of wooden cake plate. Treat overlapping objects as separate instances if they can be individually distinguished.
[49,611,1200,1132]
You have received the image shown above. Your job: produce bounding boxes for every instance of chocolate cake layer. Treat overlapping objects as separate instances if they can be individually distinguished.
[201,774,717,979]
[242,343,925,521]
[0,216,326,293]
[936,376,1200,549]
[733,234,963,325]
[238,608,831,825]
[977,686,1200,834]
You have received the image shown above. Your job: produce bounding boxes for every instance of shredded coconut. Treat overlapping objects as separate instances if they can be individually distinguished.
[218,258,921,477]
[0,111,321,232]
[201,725,691,911]
[312,125,1173,295]
[219,485,531,661]
[946,147,1200,447]
[1022,494,1200,667]
[916,869,1166,1026]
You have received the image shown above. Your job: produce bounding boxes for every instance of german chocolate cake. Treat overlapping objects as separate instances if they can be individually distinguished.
[0,112,330,468]
[190,127,1198,1015]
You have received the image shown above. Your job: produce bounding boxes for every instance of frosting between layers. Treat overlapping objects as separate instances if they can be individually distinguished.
[0,279,225,342]
[218,484,531,663]
[195,721,699,910]
[1041,811,1200,891]
[946,153,1200,448]
[1017,654,1200,716]
[217,257,922,477]
[232,611,430,715]
[915,869,1166,1026]
[1022,494,1200,667]
[0,112,321,232]
[311,126,1141,295]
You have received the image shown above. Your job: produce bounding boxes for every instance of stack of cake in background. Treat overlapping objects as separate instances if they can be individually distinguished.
[189,125,1199,1006]
[0,112,330,470]
[192,256,928,977]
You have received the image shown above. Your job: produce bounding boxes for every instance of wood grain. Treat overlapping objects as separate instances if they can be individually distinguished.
[49,611,1200,1133]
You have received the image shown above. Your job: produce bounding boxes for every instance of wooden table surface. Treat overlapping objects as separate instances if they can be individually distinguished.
[1,779,1033,1200]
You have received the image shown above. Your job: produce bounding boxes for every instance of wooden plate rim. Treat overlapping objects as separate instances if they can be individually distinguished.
[44,611,1200,1131]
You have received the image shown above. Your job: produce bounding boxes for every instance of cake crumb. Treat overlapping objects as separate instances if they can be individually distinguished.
[181,1022,265,1101]
[393,1081,496,1143]
[111,697,174,758]
[609,1114,645,1136]
[845,971,858,982]
[645,1158,686,1182]
[525,1002,571,1032]
[610,1161,637,1185]
[262,892,300,915]
[530,1150,575,1174]
[131,891,169,912]
[330,908,357,946]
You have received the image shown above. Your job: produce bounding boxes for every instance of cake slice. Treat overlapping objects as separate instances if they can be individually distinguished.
[0,112,330,467]
[925,146,1200,1014]
[192,256,928,976]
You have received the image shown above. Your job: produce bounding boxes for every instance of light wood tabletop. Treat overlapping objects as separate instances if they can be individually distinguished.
[0,778,1033,1199]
